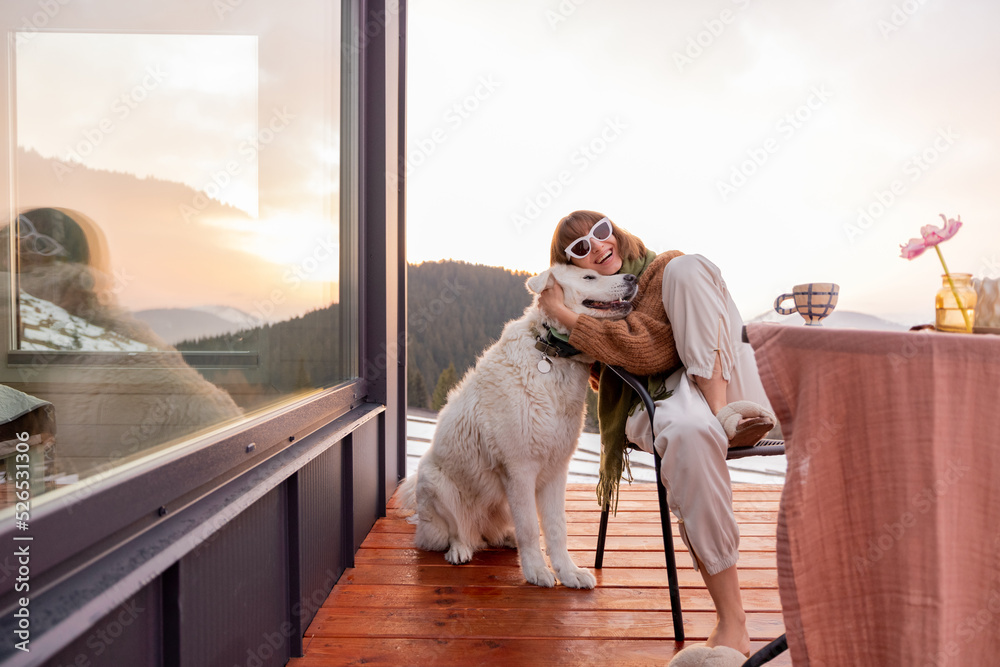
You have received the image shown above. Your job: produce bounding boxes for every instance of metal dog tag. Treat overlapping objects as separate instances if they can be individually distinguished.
[537,356,552,374]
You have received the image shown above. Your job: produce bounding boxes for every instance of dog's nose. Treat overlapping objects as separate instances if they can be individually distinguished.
[623,274,636,283]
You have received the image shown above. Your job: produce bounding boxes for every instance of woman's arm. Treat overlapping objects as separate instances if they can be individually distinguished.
[571,309,681,376]
[539,253,683,376]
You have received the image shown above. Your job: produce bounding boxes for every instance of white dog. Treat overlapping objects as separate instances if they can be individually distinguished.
[399,263,637,588]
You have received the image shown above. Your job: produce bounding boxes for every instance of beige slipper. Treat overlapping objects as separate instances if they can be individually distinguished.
[668,642,748,665]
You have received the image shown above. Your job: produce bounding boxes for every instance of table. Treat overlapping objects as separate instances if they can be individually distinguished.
[746,323,1000,666]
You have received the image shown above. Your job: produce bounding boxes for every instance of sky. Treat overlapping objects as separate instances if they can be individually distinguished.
[405,0,1000,325]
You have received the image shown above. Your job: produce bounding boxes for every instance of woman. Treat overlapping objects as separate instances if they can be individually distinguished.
[537,210,775,656]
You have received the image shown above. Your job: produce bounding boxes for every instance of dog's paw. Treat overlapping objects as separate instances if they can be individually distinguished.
[558,566,597,590]
[444,542,474,565]
[522,563,557,588]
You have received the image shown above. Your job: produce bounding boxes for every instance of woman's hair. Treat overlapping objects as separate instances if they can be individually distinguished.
[549,210,647,265]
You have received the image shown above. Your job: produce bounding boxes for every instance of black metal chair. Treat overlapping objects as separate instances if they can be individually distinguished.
[593,365,787,665]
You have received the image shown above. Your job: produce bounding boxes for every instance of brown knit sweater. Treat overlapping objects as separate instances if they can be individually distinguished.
[568,251,684,376]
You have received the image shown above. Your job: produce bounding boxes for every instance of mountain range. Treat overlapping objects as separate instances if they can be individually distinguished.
[748,308,908,331]
[134,305,260,345]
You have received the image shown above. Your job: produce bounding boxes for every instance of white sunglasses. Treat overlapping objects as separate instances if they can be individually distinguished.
[564,217,613,259]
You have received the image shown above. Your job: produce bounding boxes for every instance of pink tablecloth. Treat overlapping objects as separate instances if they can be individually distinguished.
[747,323,1000,666]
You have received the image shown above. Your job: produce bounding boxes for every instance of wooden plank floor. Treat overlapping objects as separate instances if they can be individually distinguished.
[289,483,790,666]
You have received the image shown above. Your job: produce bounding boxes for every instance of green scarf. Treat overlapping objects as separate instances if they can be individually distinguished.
[595,249,666,513]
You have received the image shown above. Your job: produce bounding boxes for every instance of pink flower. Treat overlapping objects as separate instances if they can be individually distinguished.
[919,214,962,245]
[899,213,972,332]
[899,238,929,259]
[899,213,962,259]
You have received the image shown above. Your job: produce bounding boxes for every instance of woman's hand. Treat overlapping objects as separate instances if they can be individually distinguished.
[538,279,580,331]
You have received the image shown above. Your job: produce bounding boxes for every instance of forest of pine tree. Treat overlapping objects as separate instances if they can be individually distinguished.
[430,362,458,411]
[174,305,343,412]
[407,260,599,432]
[406,260,532,407]
[173,259,599,431]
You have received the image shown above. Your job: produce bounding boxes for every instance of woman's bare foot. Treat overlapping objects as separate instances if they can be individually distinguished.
[707,614,751,656]
[698,562,751,656]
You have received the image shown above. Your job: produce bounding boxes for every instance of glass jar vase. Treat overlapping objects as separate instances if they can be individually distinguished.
[935,273,977,333]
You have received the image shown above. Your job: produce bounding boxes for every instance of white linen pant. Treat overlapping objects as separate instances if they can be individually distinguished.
[624,254,772,575]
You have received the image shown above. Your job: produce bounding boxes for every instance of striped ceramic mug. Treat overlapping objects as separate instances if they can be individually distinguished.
[774,283,839,326]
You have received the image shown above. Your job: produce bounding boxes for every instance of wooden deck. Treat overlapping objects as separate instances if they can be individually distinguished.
[288,483,789,666]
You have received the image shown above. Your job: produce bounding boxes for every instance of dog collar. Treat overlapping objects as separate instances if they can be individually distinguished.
[534,324,581,359]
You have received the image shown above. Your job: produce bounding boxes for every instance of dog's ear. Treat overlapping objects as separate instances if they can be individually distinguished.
[526,269,554,294]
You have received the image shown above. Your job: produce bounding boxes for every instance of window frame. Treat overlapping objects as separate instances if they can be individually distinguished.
[0,377,366,602]
[0,0,364,602]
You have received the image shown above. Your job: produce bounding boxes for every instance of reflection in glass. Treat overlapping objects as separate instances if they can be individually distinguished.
[1,3,346,509]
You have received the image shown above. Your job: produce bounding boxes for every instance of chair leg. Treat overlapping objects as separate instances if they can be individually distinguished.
[595,504,610,569]
[654,450,685,642]
[740,634,787,666]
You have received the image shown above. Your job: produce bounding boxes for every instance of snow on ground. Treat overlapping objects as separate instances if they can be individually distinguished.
[19,291,159,352]
[406,411,785,487]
